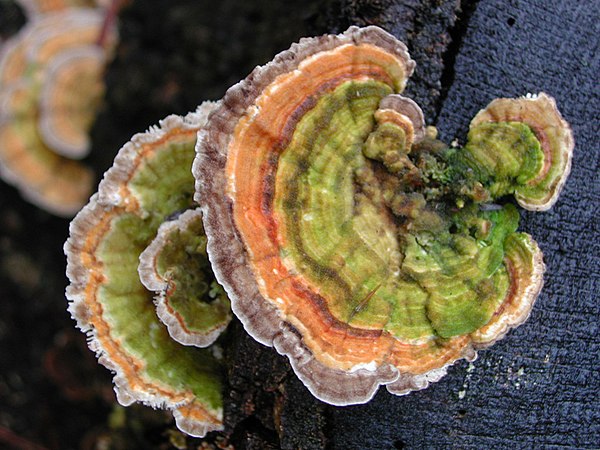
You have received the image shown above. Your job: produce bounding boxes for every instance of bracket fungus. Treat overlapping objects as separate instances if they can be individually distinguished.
[195,26,573,405]
[467,93,573,211]
[65,103,226,437]
[139,208,232,348]
[0,7,116,216]
[64,25,573,436]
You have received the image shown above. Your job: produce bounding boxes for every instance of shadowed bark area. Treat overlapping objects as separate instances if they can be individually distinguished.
[0,0,597,449]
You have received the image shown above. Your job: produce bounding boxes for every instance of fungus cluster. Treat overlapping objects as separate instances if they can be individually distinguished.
[0,3,116,216]
[66,26,573,436]
[65,104,227,436]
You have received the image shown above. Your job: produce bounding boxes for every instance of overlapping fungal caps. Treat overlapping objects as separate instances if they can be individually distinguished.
[65,103,225,437]
[195,26,572,405]
[139,208,232,347]
[0,8,116,216]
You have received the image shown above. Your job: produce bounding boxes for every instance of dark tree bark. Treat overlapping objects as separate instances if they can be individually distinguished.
[0,0,597,449]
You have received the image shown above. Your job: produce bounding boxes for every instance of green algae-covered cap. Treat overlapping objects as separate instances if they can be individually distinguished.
[65,103,226,437]
[139,208,232,348]
[468,93,574,211]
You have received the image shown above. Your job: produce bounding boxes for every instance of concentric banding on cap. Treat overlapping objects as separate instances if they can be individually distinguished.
[377,94,427,144]
[469,93,574,211]
[65,103,224,436]
[38,45,106,158]
[471,232,545,345]
[0,8,117,215]
[195,25,562,405]
[0,49,94,216]
[0,116,95,216]
[26,9,110,68]
[139,208,232,348]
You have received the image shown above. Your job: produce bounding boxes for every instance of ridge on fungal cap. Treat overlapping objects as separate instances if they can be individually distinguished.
[468,93,574,211]
[377,94,427,143]
[139,208,232,348]
[38,45,106,158]
[194,26,568,405]
[0,8,116,216]
[65,102,225,437]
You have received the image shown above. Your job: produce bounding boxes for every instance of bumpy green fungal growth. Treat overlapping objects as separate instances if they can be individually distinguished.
[139,208,232,347]
[274,86,530,343]
[65,104,226,436]
[403,205,517,338]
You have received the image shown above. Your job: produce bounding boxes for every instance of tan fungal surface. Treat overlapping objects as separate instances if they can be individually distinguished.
[0,8,116,216]
[65,104,225,437]
[195,26,570,404]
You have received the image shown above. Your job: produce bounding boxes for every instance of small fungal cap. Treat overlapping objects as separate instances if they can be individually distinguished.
[469,92,574,211]
[0,116,95,216]
[139,208,232,348]
[470,232,545,345]
[65,103,224,436]
[378,94,427,143]
[363,95,427,173]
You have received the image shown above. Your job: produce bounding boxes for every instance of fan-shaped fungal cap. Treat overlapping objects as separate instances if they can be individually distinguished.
[139,208,232,348]
[468,93,574,211]
[0,8,117,215]
[378,94,427,143]
[65,103,225,437]
[194,26,561,405]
